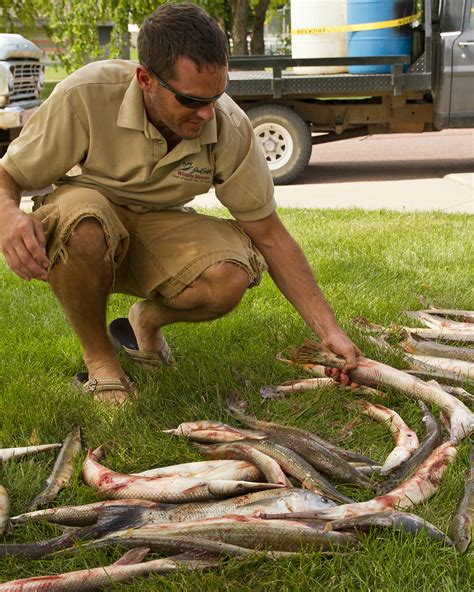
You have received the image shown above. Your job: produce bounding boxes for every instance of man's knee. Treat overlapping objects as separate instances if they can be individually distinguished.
[160,261,250,315]
[66,217,108,258]
[191,261,249,314]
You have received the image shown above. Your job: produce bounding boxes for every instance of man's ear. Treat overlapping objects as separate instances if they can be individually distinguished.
[136,66,153,92]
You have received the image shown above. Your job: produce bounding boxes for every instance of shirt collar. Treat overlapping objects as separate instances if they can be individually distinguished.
[117,74,218,146]
[117,75,145,131]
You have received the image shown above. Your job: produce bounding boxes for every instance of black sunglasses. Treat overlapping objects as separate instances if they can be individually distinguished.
[146,64,227,108]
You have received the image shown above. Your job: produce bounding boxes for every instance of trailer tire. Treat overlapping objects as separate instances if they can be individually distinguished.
[247,105,312,185]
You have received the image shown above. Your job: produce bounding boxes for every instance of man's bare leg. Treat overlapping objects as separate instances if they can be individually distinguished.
[49,218,249,400]
[48,218,128,404]
[128,261,250,355]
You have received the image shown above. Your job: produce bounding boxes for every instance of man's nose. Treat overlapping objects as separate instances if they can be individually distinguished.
[195,103,216,121]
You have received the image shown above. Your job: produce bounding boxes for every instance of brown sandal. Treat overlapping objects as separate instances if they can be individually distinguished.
[73,372,137,405]
[108,318,175,369]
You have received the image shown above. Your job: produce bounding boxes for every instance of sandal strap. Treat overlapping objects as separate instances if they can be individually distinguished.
[122,345,175,367]
[81,376,135,395]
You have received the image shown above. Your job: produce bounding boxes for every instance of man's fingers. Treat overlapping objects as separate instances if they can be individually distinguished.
[2,215,49,281]
[342,359,357,374]
[32,218,46,247]
[27,221,49,269]
[4,238,48,281]
[339,373,351,387]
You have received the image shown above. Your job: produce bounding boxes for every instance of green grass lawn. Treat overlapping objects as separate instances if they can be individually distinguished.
[0,208,473,589]
[41,64,68,100]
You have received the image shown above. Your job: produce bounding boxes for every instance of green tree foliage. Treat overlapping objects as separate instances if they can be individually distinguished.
[4,0,287,72]
[0,0,45,34]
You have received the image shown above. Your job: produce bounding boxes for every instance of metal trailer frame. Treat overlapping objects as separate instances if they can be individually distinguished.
[228,0,433,98]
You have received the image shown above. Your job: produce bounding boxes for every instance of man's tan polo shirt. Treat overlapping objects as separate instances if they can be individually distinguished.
[1,60,276,222]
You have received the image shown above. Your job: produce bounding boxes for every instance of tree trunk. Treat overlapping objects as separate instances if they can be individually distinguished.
[230,0,249,55]
[250,0,271,55]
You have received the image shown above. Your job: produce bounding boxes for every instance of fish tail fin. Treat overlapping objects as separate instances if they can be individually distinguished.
[113,547,150,565]
[227,390,247,414]
[90,443,109,460]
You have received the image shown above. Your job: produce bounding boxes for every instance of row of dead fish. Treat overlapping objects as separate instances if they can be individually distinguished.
[0,306,473,588]
[0,403,472,588]
[264,307,474,404]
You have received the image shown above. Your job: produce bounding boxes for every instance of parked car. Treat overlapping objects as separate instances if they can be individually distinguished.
[0,33,44,156]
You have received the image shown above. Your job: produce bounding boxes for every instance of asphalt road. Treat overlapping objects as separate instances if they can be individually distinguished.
[297,128,474,185]
[21,128,474,214]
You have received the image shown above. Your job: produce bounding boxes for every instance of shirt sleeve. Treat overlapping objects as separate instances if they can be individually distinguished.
[213,98,276,222]
[0,84,89,190]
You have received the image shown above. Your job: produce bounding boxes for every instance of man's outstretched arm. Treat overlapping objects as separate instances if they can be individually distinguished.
[0,166,48,281]
[238,211,362,372]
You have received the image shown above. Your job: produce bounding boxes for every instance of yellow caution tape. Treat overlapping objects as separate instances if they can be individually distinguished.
[292,12,422,35]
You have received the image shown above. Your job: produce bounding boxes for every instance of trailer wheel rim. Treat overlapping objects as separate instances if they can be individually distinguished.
[253,122,294,170]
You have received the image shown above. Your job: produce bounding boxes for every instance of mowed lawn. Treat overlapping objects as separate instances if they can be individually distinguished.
[0,208,472,590]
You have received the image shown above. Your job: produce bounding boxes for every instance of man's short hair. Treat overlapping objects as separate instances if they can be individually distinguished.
[137,3,229,80]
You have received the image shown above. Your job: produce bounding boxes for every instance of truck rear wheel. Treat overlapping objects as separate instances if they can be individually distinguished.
[246,105,312,185]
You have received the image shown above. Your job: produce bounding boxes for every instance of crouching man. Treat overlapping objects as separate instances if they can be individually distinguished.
[0,3,360,404]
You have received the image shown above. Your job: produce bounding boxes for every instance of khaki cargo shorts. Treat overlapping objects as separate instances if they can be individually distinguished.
[31,185,267,300]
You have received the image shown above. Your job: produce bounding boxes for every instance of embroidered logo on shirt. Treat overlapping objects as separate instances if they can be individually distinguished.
[173,161,213,183]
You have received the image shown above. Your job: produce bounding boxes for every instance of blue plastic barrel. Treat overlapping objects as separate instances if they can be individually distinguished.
[348,0,413,73]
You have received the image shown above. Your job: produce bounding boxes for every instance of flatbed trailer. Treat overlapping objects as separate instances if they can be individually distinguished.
[227,0,473,183]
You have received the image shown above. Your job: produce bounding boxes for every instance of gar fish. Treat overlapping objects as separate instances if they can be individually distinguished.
[11,499,166,527]
[89,488,337,528]
[0,485,9,535]
[134,459,265,482]
[164,421,266,440]
[449,445,474,553]
[227,391,376,465]
[83,447,283,502]
[0,443,62,462]
[95,515,359,553]
[260,378,334,399]
[76,535,286,559]
[433,384,474,404]
[260,378,382,400]
[325,511,454,546]
[176,429,267,444]
[276,352,328,376]
[29,427,82,511]
[355,314,474,343]
[350,463,382,475]
[404,311,474,333]
[264,441,457,521]
[418,308,474,323]
[358,329,474,387]
[199,439,354,504]
[134,459,252,476]
[162,489,335,525]
[0,504,145,559]
[293,341,474,442]
[377,400,443,495]
[401,331,474,363]
[268,432,372,489]
[353,400,419,475]
[401,328,474,343]
[407,355,474,380]
[0,547,214,590]
[404,368,473,388]
[13,490,316,529]
[190,442,288,485]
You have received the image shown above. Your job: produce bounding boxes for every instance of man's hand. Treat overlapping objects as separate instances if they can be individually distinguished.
[237,212,362,384]
[321,329,363,386]
[1,208,49,281]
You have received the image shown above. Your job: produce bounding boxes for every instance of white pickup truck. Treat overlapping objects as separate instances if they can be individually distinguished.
[0,34,44,156]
